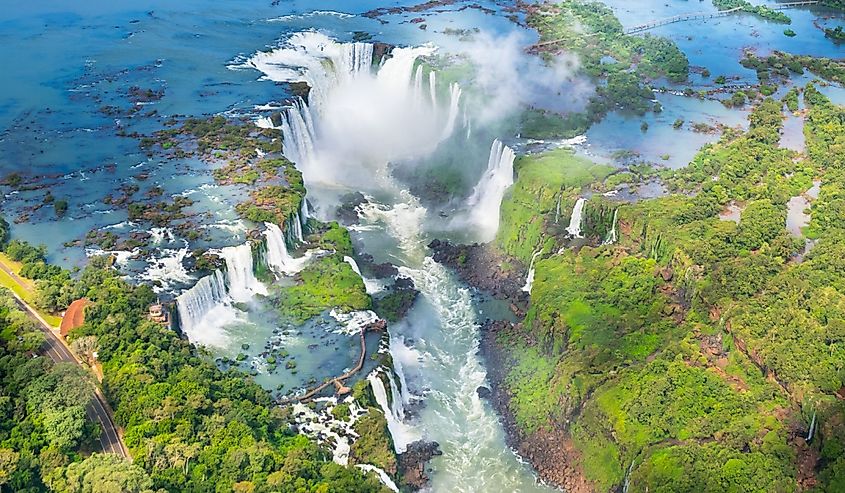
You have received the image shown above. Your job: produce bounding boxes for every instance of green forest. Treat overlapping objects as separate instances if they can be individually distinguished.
[492,87,845,492]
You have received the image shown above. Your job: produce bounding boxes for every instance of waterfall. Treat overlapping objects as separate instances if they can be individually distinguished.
[465,139,516,242]
[243,31,462,185]
[807,411,817,441]
[554,194,562,224]
[356,465,399,493]
[344,255,363,277]
[522,250,542,294]
[176,270,228,335]
[220,243,266,302]
[280,97,317,166]
[367,371,417,453]
[566,198,586,238]
[603,208,619,245]
[623,460,635,493]
[441,83,462,140]
[263,222,315,276]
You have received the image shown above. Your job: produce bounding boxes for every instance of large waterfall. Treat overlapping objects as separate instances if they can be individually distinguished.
[220,243,266,302]
[175,270,236,347]
[566,197,586,238]
[242,31,462,187]
[465,139,516,242]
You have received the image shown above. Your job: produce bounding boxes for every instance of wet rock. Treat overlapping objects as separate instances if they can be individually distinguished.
[428,239,528,310]
[398,440,442,491]
[336,192,367,225]
[476,386,492,399]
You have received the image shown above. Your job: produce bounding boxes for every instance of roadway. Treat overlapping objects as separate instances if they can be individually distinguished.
[0,261,129,459]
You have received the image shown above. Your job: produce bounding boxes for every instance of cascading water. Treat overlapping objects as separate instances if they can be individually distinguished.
[367,370,419,453]
[465,139,516,242]
[220,243,267,302]
[603,208,619,245]
[243,31,462,187]
[175,270,243,348]
[566,197,586,238]
[522,250,542,294]
[246,31,550,492]
[356,465,400,493]
[554,194,562,223]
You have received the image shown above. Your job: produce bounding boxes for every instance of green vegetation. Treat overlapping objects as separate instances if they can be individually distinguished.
[784,28,797,37]
[713,0,791,24]
[493,93,845,491]
[274,254,371,323]
[349,411,397,476]
[0,287,114,491]
[496,148,613,262]
[742,50,845,84]
[522,1,688,137]
[824,25,845,42]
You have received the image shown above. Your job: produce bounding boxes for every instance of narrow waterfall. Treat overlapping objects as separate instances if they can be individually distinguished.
[466,139,516,242]
[356,465,400,493]
[280,97,317,166]
[385,369,405,421]
[603,208,619,245]
[389,336,414,406]
[344,255,363,277]
[623,460,635,493]
[441,83,462,140]
[566,197,586,238]
[176,270,228,336]
[522,250,542,294]
[367,371,417,453]
[807,411,817,441]
[554,194,562,224]
[220,243,266,302]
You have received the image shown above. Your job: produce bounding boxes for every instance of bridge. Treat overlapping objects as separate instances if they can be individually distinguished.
[624,1,819,35]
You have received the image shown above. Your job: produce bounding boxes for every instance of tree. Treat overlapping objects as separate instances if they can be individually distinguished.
[0,449,19,488]
[60,454,153,493]
[42,406,87,451]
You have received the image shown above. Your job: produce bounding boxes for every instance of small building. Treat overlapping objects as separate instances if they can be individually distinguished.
[148,300,170,326]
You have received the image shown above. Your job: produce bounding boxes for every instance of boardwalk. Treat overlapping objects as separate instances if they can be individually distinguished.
[625,1,819,35]
[276,327,370,405]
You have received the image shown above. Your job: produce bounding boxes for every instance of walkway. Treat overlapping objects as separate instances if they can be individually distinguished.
[0,260,129,459]
[624,2,819,35]
[277,327,369,405]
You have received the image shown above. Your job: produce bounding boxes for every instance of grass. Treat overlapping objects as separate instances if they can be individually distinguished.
[497,148,613,261]
[0,253,63,327]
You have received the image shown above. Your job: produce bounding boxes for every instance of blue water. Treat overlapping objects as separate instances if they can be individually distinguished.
[4,1,845,490]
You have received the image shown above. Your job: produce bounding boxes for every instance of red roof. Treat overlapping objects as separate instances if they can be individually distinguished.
[60,298,89,337]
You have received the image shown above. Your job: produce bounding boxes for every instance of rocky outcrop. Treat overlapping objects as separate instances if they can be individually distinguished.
[479,320,594,493]
[428,239,528,309]
[398,440,442,491]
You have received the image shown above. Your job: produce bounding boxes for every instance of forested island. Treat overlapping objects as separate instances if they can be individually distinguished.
[2,0,845,492]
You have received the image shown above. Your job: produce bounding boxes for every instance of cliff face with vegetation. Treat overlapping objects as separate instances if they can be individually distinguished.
[484,88,845,492]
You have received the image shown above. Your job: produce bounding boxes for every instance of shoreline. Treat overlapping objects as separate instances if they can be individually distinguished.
[428,239,595,492]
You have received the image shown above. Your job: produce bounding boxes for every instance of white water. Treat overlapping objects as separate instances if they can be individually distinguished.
[175,270,244,348]
[243,31,461,188]
[367,370,419,453]
[220,243,267,302]
[465,139,516,242]
[139,247,193,292]
[566,197,586,238]
[603,208,619,245]
[356,464,400,492]
[522,250,542,294]
[343,255,382,294]
[247,32,550,492]
[264,222,312,276]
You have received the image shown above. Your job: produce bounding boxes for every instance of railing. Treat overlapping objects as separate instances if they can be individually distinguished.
[624,1,819,34]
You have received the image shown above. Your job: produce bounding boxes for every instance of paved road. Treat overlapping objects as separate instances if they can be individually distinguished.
[1,262,129,458]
